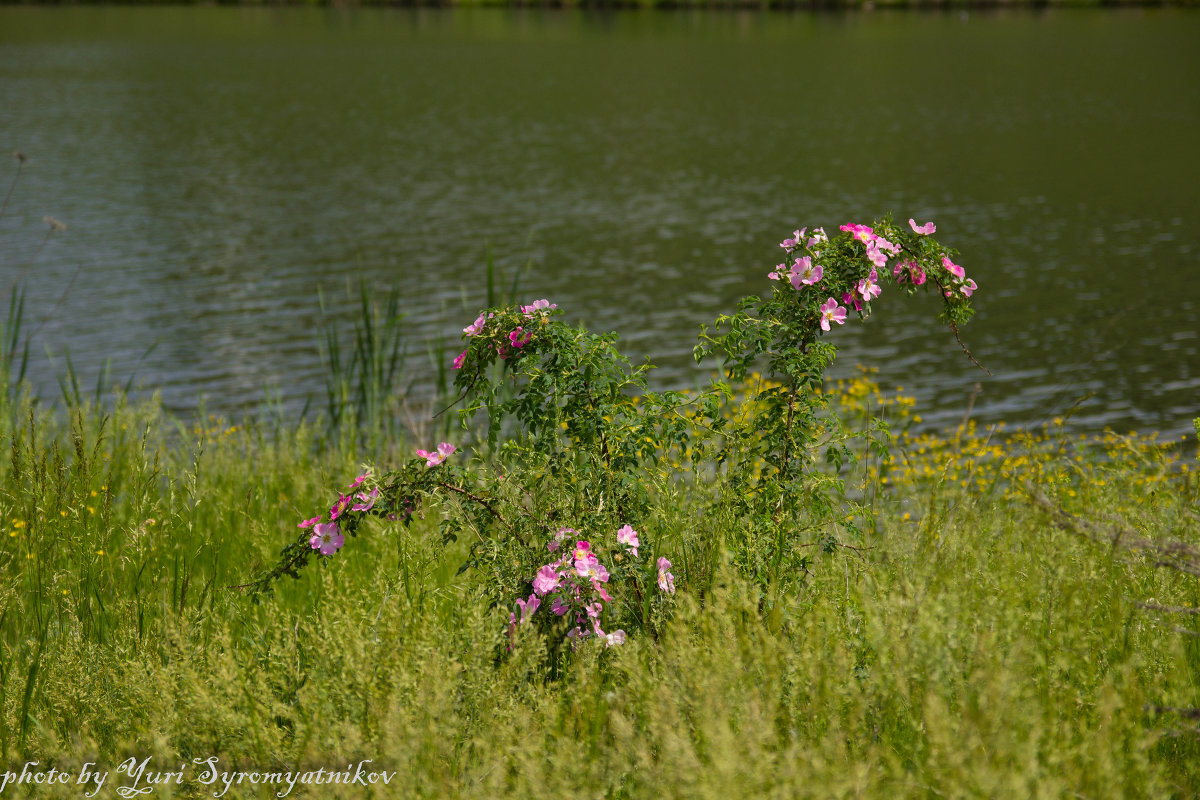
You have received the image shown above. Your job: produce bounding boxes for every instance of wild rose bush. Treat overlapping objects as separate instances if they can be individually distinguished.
[249,215,978,651]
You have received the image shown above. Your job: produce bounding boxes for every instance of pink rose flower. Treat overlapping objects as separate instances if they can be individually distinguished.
[789,256,824,289]
[310,522,344,556]
[616,524,640,556]
[941,256,966,280]
[463,313,486,337]
[416,442,456,467]
[516,593,540,624]
[857,268,882,302]
[575,558,609,583]
[840,223,875,245]
[508,327,532,348]
[656,557,676,595]
[533,565,561,596]
[520,299,557,315]
[329,495,351,521]
[819,298,848,332]
[351,487,378,513]
[779,228,805,250]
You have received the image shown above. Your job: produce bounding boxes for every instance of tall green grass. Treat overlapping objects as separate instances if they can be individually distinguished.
[0,385,1196,796]
[318,280,409,450]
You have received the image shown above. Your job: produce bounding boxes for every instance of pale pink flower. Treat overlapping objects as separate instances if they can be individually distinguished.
[551,597,569,616]
[520,299,557,315]
[779,228,805,250]
[789,256,823,289]
[585,602,603,619]
[310,522,344,555]
[806,228,828,250]
[516,594,540,623]
[298,516,320,529]
[864,242,888,269]
[616,524,640,556]
[576,558,609,583]
[857,268,882,302]
[819,298,848,332]
[768,263,788,281]
[656,557,676,595]
[876,236,901,256]
[351,487,378,513]
[463,313,486,337]
[594,582,613,603]
[941,256,965,280]
[452,350,466,370]
[533,565,561,596]
[416,442,456,468]
[605,630,626,647]
[909,218,936,235]
[960,278,977,297]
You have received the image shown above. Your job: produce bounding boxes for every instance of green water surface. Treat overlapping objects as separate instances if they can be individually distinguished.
[1,7,1197,435]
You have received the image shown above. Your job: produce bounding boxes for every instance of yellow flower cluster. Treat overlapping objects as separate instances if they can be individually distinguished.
[191,414,240,445]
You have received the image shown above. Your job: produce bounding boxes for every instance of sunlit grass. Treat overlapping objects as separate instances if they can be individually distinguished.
[0,382,1197,797]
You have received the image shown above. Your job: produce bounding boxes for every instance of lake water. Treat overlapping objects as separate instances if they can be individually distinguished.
[1,6,1198,437]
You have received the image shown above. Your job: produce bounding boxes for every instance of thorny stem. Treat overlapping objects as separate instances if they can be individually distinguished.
[433,480,527,546]
[949,321,991,375]
[895,238,989,376]
[433,372,479,418]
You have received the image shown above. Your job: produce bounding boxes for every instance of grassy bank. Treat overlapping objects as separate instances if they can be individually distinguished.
[0,382,1197,798]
